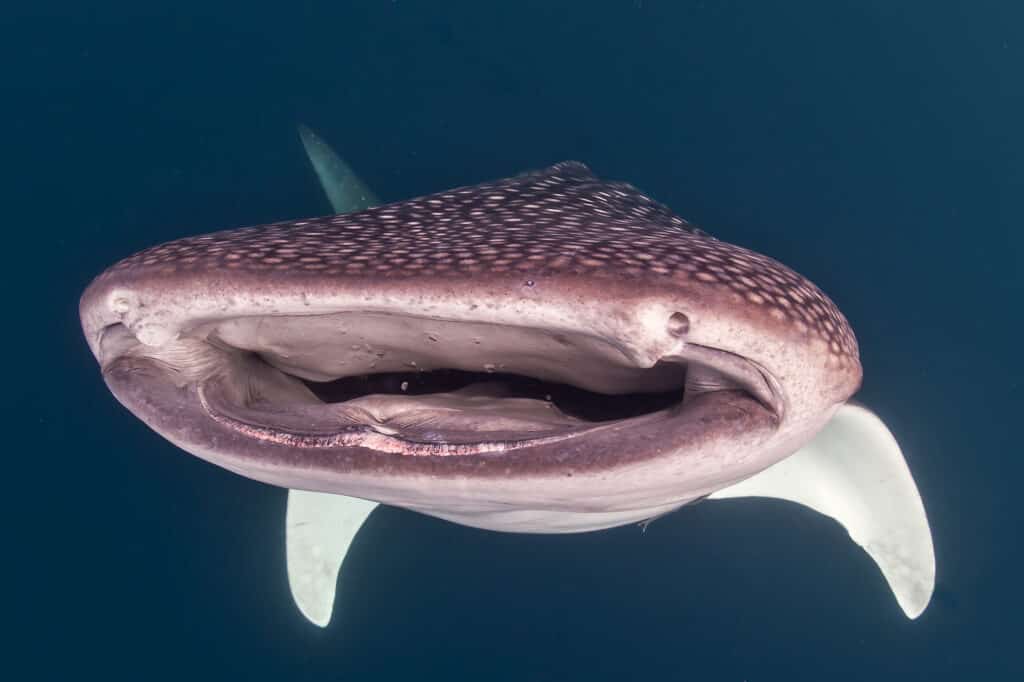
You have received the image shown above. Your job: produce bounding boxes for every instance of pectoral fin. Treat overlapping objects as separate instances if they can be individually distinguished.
[709,403,935,619]
[286,489,377,627]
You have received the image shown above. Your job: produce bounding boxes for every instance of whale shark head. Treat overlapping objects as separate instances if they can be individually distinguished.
[80,161,864,533]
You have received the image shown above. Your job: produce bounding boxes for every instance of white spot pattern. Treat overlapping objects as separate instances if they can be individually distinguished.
[99,161,857,361]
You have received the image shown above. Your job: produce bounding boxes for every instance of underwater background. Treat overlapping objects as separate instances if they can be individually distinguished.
[5,1,1020,679]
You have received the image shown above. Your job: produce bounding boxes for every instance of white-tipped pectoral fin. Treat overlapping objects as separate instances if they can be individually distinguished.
[286,489,377,627]
[297,124,380,214]
[709,403,935,619]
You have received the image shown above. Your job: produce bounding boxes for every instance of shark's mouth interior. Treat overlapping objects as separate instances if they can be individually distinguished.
[300,368,683,423]
[114,310,777,456]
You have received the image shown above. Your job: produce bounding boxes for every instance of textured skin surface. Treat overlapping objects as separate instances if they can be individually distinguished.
[81,157,933,616]
[87,162,857,366]
[81,161,865,526]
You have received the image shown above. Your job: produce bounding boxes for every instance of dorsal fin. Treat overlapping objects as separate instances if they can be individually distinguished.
[298,124,379,214]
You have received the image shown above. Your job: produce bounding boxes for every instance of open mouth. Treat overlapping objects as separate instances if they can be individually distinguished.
[105,309,781,458]
[301,368,683,422]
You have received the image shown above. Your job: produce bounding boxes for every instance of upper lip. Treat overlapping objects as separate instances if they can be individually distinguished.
[668,343,784,420]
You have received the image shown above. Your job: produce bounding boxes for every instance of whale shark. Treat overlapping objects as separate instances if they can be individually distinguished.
[79,126,934,627]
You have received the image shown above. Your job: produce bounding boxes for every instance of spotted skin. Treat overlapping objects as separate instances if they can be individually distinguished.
[78,160,937,622]
[80,158,872,539]
[92,162,856,366]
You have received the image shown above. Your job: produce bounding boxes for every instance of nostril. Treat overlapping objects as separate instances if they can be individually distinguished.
[111,297,131,314]
[667,312,690,337]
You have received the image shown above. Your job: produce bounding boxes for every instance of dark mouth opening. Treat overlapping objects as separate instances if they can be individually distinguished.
[300,368,684,423]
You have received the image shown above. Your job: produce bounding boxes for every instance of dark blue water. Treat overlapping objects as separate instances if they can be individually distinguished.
[7,1,1020,678]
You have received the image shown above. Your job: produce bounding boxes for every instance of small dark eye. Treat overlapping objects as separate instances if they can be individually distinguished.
[667,312,690,337]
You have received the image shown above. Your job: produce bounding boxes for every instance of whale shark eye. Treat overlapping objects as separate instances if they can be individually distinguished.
[667,312,690,337]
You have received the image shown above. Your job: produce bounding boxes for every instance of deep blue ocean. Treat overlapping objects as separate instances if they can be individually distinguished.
[7,2,1020,679]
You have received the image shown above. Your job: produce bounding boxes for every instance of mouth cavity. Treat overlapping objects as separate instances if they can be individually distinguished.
[107,310,779,456]
[300,368,683,422]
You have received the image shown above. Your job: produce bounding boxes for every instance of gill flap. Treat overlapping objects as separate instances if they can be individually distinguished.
[709,403,935,619]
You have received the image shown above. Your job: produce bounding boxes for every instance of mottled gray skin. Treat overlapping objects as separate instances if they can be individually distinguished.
[81,163,862,532]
